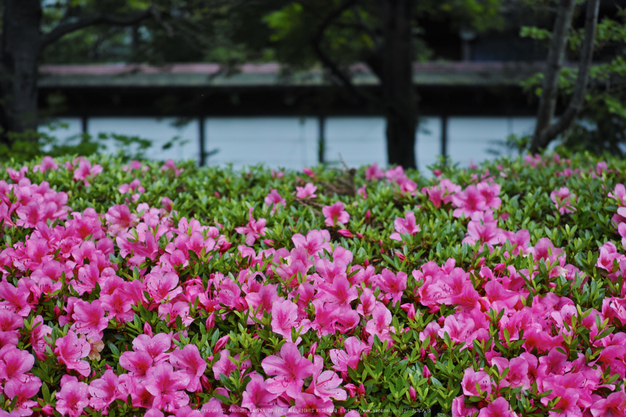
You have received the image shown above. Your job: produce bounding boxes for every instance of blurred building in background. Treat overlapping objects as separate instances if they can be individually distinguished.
[35,0,623,171]
[38,61,541,171]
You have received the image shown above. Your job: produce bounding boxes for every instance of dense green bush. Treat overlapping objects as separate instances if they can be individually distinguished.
[0,151,625,417]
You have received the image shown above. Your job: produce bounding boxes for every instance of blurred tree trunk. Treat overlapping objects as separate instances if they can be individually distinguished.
[311,0,418,169]
[379,0,417,169]
[530,0,576,153]
[0,1,154,147]
[0,0,42,145]
[530,0,599,153]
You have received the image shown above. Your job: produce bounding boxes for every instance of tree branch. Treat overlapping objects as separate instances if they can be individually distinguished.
[540,0,600,145]
[529,0,576,153]
[41,7,154,48]
[310,0,376,104]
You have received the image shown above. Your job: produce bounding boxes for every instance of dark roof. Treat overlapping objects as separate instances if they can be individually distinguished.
[38,62,546,88]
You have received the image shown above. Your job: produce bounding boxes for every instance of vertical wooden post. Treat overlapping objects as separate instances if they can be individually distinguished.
[318,115,326,164]
[81,115,88,135]
[441,115,448,160]
[199,116,206,167]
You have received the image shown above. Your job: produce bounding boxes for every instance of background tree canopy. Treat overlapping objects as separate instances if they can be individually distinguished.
[1,0,626,165]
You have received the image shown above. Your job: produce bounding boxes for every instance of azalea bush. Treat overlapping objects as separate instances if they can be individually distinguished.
[1,151,626,417]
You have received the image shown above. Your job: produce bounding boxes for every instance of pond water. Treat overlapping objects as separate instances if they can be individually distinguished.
[39,116,537,174]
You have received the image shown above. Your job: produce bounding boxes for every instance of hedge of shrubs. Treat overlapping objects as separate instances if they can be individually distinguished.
[1,152,626,417]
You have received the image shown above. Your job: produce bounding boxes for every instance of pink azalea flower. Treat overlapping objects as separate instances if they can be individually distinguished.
[271,169,285,179]
[261,342,315,398]
[56,375,89,417]
[89,369,121,411]
[365,303,394,345]
[200,398,228,417]
[452,396,479,417]
[452,185,488,218]
[0,281,32,317]
[439,314,476,349]
[390,211,420,241]
[478,397,516,417]
[71,300,109,339]
[463,211,503,246]
[537,349,572,377]
[306,355,348,401]
[73,159,102,187]
[492,357,531,390]
[422,179,461,209]
[619,223,626,251]
[597,242,621,272]
[295,183,317,199]
[590,391,626,417]
[170,344,207,392]
[485,281,519,310]
[477,181,502,209]
[322,202,350,227]
[374,269,407,306]
[0,346,35,383]
[105,204,139,235]
[173,406,203,417]
[161,159,184,176]
[7,166,28,182]
[33,156,58,173]
[158,301,193,327]
[271,299,311,343]
[235,208,267,246]
[119,179,145,194]
[292,229,332,258]
[119,350,153,377]
[146,410,165,417]
[500,229,531,256]
[551,187,577,214]
[161,196,174,211]
[289,392,334,417]
[144,271,182,303]
[529,238,565,263]
[265,189,286,212]
[365,163,385,181]
[246,284,280,319]
[541,385,582,417]
[241,374,279,415]
[318,274,359,307]
[329,337,370,376]
[100,289,134,323]
[144,362,191,412]
[3,374,41,414]
[54,331,91,377]
[132,333,173,362]
[609,184,626,206]
[29,315,52,361]
[213,350,238,380]
[357,184,367,199]
[122,160,144,172]
[461,368,492,397]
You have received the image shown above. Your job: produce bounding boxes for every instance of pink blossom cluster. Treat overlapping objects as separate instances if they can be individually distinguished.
[365,163,417,195]
[610,184,626,250]
[1,155,626,417]
[0,176,69,228]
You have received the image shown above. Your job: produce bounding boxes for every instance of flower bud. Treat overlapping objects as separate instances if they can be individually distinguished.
[423,365,432,380]
[213,335,230,355]
[143,322,153,337]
